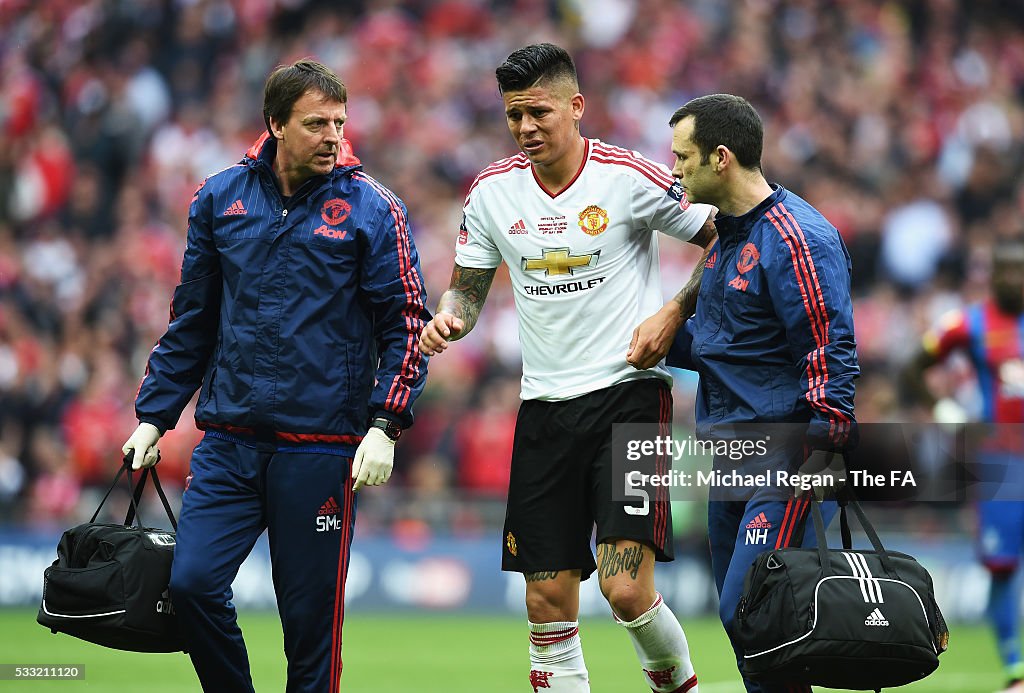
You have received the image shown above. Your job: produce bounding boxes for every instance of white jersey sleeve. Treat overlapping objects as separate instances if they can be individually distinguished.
[625,151,714,242]
[454,193,502,269]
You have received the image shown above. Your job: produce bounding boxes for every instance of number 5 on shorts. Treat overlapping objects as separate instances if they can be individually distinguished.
[624,476,649,516]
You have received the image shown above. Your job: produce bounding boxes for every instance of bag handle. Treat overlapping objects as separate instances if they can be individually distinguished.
[839,494,853,549]
[89,453,178,531]
[89,454,134,523]
[150,466,178,531]
[788,451,897,563]
[808,499,832,569]
[842,495,897,576]
[124,465,178,531]
[124,462,149,527]
[804,490,899,578]
[795,492,853,549]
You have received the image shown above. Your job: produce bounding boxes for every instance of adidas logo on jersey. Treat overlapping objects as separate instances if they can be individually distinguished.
[864,608,889,626]
[224,199,247,216]
[508,219,528,235]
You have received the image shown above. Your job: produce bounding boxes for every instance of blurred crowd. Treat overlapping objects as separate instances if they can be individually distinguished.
[0,0,1022,539]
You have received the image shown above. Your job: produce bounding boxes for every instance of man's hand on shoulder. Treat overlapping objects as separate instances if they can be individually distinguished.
[418,312,465,356]
[627,302,683,370]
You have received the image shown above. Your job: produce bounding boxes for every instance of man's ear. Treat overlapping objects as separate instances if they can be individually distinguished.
[571,92,585,124]
[268,116,285,140]
[715,145,730,173]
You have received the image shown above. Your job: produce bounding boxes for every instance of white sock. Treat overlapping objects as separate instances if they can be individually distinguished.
[528,621,589,692]
[617,594,698,692]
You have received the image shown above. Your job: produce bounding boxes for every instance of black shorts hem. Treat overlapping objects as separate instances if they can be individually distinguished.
[501,557,599,582]
[594,533,675,563]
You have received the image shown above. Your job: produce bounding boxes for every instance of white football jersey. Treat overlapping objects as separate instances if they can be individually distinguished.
[456,138,713,401]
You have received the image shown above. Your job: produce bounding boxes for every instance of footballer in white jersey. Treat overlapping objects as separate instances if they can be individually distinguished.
[456,138,715,401]
[420,43,714,693]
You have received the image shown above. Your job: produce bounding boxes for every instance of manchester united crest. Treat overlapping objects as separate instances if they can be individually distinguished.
[736,242,761,274]
[321,198,352,226]
[578,205,609,236]
[506,532,518,556]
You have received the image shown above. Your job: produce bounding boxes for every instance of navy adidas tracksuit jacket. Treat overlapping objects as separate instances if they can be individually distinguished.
[668,185,858,693]
[136,134,429,693]
[137,133,429,447]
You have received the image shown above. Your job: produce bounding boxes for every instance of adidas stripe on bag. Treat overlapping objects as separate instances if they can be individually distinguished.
[735,496,948,691]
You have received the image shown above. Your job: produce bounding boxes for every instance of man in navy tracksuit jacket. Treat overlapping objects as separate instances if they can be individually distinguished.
[666,95,858,693]
[122,60,429,692]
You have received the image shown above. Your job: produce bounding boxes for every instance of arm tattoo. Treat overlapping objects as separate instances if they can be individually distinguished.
[524,571,560,583]
[436,264,497,339]
[596,544,644,581]
[672,248,709,320]
[687,217,717,248]
[674,221,717,319]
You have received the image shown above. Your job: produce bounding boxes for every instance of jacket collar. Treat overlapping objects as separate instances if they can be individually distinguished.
[244,132,363,173]
[715,184,786,238]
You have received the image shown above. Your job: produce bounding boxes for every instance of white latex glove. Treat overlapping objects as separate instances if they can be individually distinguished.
[122,422,162,470]
[794,449,846,501]
[351,427,395,491]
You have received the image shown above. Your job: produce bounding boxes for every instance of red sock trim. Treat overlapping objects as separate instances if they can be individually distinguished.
[530,626,580,646]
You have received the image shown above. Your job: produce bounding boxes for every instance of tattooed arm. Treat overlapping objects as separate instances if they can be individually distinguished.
[675,219,717,320]
[626,220,717,370]
[437,264,497,334]
[670,241,716,323]
[418,263,497,356]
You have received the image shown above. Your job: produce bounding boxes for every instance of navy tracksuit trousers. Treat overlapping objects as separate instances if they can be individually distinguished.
[707,451,837,693]
[169,434,357,693]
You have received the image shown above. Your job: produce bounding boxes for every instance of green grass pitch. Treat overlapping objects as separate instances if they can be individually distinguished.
[1,609,1003,691]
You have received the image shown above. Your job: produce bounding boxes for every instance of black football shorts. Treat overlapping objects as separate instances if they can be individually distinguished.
[501,378,675,580]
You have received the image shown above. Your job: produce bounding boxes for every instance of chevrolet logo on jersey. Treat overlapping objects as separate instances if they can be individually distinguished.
[521,248,600,276]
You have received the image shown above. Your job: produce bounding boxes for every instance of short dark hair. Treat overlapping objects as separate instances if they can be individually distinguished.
[263,59,347,137]
[669,94,763,169]
[495,43,578,94]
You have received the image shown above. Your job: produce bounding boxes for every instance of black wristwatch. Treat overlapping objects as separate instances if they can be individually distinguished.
[370,417,402,441]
